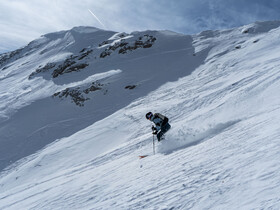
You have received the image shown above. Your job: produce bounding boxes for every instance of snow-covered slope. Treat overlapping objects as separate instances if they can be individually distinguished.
[0,21,280,209]
[0,26,203,171]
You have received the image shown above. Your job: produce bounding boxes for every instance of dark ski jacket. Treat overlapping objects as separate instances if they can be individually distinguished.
[151,113,169,131]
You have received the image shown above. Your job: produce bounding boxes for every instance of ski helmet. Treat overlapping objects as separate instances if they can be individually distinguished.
[146,112,153,120]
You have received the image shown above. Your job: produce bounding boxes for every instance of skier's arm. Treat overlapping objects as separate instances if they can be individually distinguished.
[151,124,160,131]
[154,125,160,131]
[153,116,162,131]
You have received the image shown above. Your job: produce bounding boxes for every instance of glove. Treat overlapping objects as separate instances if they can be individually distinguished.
[151,126,158,134]
[152,126,158,134]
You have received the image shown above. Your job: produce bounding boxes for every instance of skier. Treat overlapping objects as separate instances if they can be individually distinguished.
[145,112,171,141]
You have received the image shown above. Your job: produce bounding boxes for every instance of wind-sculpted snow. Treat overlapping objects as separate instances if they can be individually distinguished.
[1,21,280,209]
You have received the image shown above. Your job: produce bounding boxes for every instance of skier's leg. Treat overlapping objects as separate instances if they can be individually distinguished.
[157,131,163,141]
[162,123,171,133]
[165,123,171,132]
[157,123,170,141]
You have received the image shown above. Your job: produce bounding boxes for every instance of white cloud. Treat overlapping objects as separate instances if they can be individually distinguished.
[1,0,280,53]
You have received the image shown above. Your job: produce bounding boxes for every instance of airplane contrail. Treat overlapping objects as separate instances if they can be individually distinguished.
[88,9,106,29]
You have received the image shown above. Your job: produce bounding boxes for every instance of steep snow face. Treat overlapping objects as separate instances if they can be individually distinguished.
[0,27,202,171]
[0,21,280,209]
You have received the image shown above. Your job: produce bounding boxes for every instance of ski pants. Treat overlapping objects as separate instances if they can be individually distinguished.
[157,122,171,141]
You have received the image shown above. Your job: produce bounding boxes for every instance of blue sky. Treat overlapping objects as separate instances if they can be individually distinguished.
[1,0,280,53]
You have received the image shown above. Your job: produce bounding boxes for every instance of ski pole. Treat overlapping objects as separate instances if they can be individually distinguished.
[153,134,155,155]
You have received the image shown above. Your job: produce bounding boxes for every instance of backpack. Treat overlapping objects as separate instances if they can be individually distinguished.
[155,113,169,125]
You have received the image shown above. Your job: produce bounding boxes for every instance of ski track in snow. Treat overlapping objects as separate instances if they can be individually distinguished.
[0,22,280,209]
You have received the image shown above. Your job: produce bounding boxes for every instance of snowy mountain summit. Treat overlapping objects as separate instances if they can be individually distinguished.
[0,21,280,209]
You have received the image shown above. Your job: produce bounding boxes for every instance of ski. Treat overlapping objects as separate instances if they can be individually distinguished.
[139,155,149,159]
